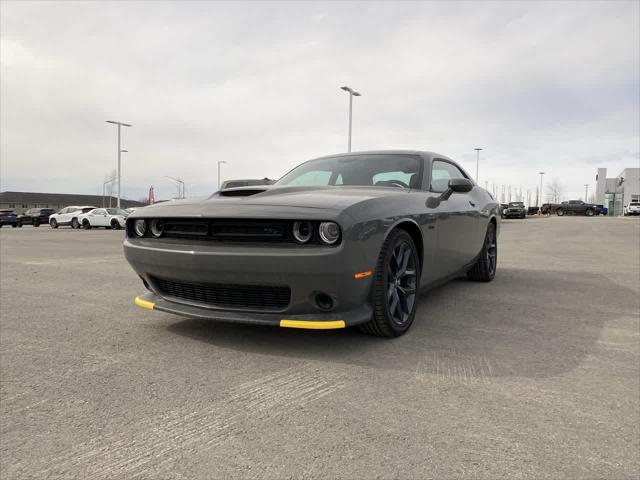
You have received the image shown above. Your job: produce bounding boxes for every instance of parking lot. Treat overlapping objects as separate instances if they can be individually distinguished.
[1,216,638,479]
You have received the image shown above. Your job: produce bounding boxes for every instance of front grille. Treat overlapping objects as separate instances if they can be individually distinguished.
[161,219,292,242]
[153,277,291,311]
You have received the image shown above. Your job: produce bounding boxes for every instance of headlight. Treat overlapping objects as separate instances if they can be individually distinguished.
[133,219,147,237]
[292,221,312,243]
[319,222,340,245]
[150,219,164,238]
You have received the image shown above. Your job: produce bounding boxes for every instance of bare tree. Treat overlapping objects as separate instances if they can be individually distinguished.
[546,178,563,204]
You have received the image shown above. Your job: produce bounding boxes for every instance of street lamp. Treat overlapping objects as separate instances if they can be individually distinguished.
[218,161,227,188]
[106,120,132,208]
[474,148,482,183]
[340,86,361,152]
[538,171,545,207]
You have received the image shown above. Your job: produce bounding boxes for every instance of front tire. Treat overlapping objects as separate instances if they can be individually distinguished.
[467,222,497,282]
[71,218,79,229]
[110,220,121,229]
[586,208,594,217]
[360,229,420,338]
[33,219,40,227]
[556,209,565,216]
[50,219,58,229]
[82,219,92,230]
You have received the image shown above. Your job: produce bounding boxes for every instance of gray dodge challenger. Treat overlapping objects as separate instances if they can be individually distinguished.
[125,150,500,337]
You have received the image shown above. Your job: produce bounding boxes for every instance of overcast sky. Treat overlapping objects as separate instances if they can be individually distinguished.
[1,0,638,202]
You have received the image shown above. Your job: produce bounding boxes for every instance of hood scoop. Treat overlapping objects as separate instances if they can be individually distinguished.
[218,188,269,197]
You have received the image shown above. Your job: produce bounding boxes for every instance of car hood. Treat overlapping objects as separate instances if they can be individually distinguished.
[135,186,411,217]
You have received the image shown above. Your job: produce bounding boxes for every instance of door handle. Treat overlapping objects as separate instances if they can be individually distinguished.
[469,201,476,207]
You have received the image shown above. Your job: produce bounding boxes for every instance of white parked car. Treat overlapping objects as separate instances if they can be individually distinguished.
[78,208,129,229]
[624,201,640,216]
[49,206,97,229]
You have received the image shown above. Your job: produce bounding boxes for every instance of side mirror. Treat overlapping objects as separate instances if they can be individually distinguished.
[426,178,474,208]
[448,178,474,193]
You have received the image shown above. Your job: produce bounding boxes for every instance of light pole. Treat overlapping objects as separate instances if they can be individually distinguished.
[538,172,545,207]
[474,148,482,183]
[106,120,132,208]
[165,176,185,199]
[340,86,361,152]
[217,161,227,188]
[584,184,589,202]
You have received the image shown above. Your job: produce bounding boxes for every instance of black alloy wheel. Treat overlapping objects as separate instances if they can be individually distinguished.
[467,222,497,282]
[82,220,92,230]
[386,240,418,326]
[360,228,420,337]
[111,220,121,230]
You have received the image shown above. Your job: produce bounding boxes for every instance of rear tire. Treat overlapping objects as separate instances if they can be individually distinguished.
[586,208,594,217]
[110,220,121,229]
[33,219,40,227]
[359,229,420,338]
[556,209,565,216]
[467,222,497,282]
[50,219,58,229]
[11,224,17,228]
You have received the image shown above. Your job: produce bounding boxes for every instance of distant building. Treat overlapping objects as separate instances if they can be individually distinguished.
[0,191,145,214]
[595,168,640,216]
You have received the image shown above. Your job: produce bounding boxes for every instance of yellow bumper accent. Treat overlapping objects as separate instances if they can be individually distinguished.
[135,296,155,310]
[279,319,345,329]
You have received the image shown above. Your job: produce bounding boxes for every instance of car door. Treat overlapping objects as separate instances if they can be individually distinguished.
[427,158,480,278]
[92,209,107,226]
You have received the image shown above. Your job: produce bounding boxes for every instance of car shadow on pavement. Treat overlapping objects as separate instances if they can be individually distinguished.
[167,267,636,379]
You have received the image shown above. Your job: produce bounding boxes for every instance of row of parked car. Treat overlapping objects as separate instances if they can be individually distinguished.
[498,199,616,219]
[0,206,137,229]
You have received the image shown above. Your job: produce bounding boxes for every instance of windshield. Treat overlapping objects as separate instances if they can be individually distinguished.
[509,202,524,207]
[630,202,640,206]
[106,208,127,215]
[276,154,422,189]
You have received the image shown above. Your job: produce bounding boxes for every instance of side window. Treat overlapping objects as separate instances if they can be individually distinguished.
[93,209,105,215]
[430,160,466,193]
[286,170,332,186]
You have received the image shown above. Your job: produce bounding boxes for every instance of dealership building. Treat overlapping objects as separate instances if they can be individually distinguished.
[0,191,145,214]
[595,168,640,216]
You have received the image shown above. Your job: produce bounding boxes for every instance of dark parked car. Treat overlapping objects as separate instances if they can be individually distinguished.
[503,201,526,219]
[17,208,55,227]
[555,200,599,216]
[0,210,18,228]
[527,206,539,215]
[126,150,500,338]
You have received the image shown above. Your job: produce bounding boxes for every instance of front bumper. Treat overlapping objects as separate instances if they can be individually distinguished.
[134,292,372,328]
[124,236,378,328]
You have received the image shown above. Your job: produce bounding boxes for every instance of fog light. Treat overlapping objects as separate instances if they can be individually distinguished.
[315,293,334,311]
[293,221,312,243]
[319,222,340,245]
[150,219,164,237]
[133,219,147,237]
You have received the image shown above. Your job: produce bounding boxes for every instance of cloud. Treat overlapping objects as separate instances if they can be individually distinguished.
[1,0,638,201]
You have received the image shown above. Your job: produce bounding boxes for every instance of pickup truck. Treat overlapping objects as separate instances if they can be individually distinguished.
[554,200,599,217]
